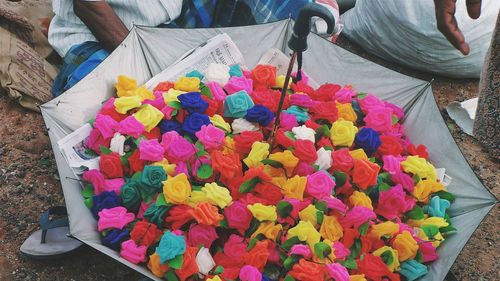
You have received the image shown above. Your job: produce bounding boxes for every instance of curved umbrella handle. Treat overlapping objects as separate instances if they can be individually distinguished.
[288,3,336,52]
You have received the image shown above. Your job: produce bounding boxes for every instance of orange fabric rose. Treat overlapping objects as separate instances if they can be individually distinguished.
[190,202,224,226]
[289,259,326,281]
[252,64,277,89]
[244,240,270,271]
[352,159,380,190]
[147,252,169,277]
[210,150,243,180]
[175,246,199,281]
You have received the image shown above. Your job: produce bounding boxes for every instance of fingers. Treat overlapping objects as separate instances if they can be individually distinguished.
[434,0,470,55]
[466,0,482,19]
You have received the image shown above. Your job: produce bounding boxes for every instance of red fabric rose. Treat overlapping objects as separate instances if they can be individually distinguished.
[316,136,333,149]
[253,182,282,205]
[289,259,326,281]
[352,159,380,190]
[334,175,354,197]
[356,254,391,281]
[244,240,270,271]
[292,139,318,163]
[201,95,220,116]
[331,148,354,173]
[143,127,161,140]
[275,129,294,148]
[210,151,243,181]
[312,101,338,122]
[85,128,111,154]
[128,149,146,175]
[99,107,127,123]
[341,228,360,248]
[130,221,163,247]
[153,81,174,92]
[377,135,403,155]
[250,89,284,112]
[252,64,277,89]
[99,152,123,178]
[304,119,321,130]
[310,83,341,101]
[214,252,241,280]
[164,205,195,230]
[175,246,199,281]
[234,131,264,156]
[407,143,429,159]
[291,81,314,95]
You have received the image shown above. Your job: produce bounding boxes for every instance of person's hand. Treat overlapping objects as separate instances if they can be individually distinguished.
[434,0,482,55]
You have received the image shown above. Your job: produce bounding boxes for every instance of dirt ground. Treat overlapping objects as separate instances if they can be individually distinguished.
[0,36,498,281]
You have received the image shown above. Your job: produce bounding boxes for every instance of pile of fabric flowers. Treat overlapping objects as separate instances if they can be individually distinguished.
[81,63,456,281]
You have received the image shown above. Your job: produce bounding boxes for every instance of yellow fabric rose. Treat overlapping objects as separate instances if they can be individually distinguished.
[222,136,235,155]
[372,246,400,272]
[275,75,291,89]
[133,104,164,132]
[282,175,307,200]
[163,88,186,104]
[319,215,343,242]
[134,85,155,101]
[408,216,449,228]
[369,221,400,239]
[163,173,191,204]
[415,226,445,248]
[349,148,368,160]
[288,220,321,247]
[252,221,283,241]
[115,75,138,97]
[207,276,222,281]
[188,190,208,207]
[210,114,231,132]
[174,76,200,92]
[247,203,277,221]
[348,191,373,210]
[269,150,299,175]
[299,205,319,226]
[151,159,176,177]
[202,183,232,209]
[114,96,142,114]
[330,120,358,147]
[349,275,367,281]
[401,156,437,181]
[243,142,270,168]
[336,102,357,122]
[392,231,418,261]
[413,179,445,203]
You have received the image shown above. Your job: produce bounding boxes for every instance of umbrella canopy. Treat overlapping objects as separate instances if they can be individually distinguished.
[40,20,496,281]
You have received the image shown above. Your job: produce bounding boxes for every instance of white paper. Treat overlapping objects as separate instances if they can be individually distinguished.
[436,168,453,187]
[445,97,478,136]
[57,123,100,173]
[146,33,246,88]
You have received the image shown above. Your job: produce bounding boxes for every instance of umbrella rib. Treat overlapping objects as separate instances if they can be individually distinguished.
[401,79,434,123]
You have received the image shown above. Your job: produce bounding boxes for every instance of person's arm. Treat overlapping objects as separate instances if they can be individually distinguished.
[434,0,482,55]
[73,0,129,52]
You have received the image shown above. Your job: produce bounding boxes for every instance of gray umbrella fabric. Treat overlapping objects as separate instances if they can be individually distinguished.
[40,20,496,281]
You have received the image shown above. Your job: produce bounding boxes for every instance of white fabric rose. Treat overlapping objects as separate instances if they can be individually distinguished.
[292,125,316,143]
[195,247,216,275]
[109,132,126,156]
[231,118,260,134]
[315,147,332,170]
[205,63,230,86]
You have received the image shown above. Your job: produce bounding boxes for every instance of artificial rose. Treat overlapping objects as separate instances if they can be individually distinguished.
[207,81,227,101]
[292,80,314,95]
[187,224,218,248]
[97,206,135,231]
[190,202,224,226]
[239,265,262,281]
[378,135,403,155]
[225,75,253,95]
[352,159,380,189]
[209,114,231,132]
[401,156,437,182]
[225,201,253,234]
[290,93,319,109]
[83,169,106,194]
[285,105,309,123]
[130,221,163,247]
[120,180,142,212]
[109,133,126,156]
[336,102,357,122]
[306,171,335,200]
[280,112,299,131]
[282,175,307,200]
[354,127,381,156]
[331,148,354,173]
[139,139,165,162]
[133,104,164,132]
[165,137,196,163]
[163,173,191,204]
[333,87,355,103]
[205,63,230,86]
[196,124,225,150]
[223,234,247,264]
[243,142,270,168]
[356,254,391,281]
[164,205,194,230]
[372,246,400,272]
[326,263,349,281]
[156,231,186,263]
[114,96,142,114]
[320,215,344,242]
[292,125,316,143]
[224,91,255,118]
[244,240,270,271]
[128,149,146,174]
[364,106,393,132]
[147,252,170,278]
[376,184,414,220]
[94,114,119,139]
[234,131,264,155]
[348,191,373,210]
[289,259,325,281]
[115,75,137,97]
[312,83,341,101]
[99,152,123,178]
[287,221,321,247]
[391,231,418,261]
[182,112,211,137]
[268,150,299,175]
[210,150,243,180]
[201,95,221,116]
[178,92,209,113]
[174,76,200,92]
[252,64,277,89]
[244,105,275,127]
[315,147,332,170]
[202,182,232,209]
[250,88,284,112]
[120,239,147,264]
[247,203,277,221]
[312,101,339,122]
[330,120,358,147]
[85,128,111,154]
[340,206,376,229]
[293,139,318,163]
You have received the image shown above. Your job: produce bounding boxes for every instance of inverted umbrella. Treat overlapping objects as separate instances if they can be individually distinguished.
[40,19,496,281]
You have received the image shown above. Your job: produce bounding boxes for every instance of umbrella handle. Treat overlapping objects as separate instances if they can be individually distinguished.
[288,3,336,52]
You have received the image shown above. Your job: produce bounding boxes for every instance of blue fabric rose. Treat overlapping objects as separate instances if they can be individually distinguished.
[223,90,254,118]
[284,105,309,123]
[91,191,122,219]
[182,112,211,137]
[102,229,129,251]
[423,196,450,218]
[245,105,275,126]
[186,70,204,80]
[178,92,208,113]
[399,260,428,281]
[158,120,182,135]
[354,127,381,156]
[229,64,243,77]
[156,231,186,263]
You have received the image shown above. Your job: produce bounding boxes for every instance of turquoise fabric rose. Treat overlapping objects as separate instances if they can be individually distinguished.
[186,70,204,80]
[423,196,450,218]
[224,91,254,118]
[285,105,309,122]
[229,64,243,77]
[399,260,428,281]
[156,231,186,263]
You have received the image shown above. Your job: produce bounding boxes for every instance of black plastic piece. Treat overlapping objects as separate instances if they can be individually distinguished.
[288,3,336,52]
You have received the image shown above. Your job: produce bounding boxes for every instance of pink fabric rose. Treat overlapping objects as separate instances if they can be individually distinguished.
[290,94,319,108]
[224,201,253,234]
[187,224,218,248]
[325,197,348,214]
[375,184,414,220]
[83,169,106,194]
[164,137,196,163]
[279,112,298,131]
[334,87,355,103]
[416,237,439,262]
[195,124,225,150]
[278,198,300,225]
[120,239,147,264]
[174,162,190,178]
[333,241,350,260]
[384,101,405,119]
[364,107,393,132]
[306,171,335,200]
[340,206,376,229]
[85,128,111,153]
[94,114,119,139]
[392,171,415,192]
[326,263,349,281]
[143,96,166,110]
[223,234,247,263]
[118,115,145,138]
[293,161,316,177]
[290,244,312,258]
[160,105,176,120]
[224,76,253,95]
[239,265,262,281]
[382,155,403,175]
[358,94,385,112]
[207,81,227,101]
[397,222,414,235]
[104,178,125,194]
[97,206,135,231]
[139,139,165,162]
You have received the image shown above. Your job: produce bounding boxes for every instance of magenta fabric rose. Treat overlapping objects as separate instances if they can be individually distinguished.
[340,206,376,229]
[358,94,385,112]
[120,239,147,264]
[224,201,253,234]
[118,115,145,138]
[291,70,309,84]
[376,184,415,220]
[195,124,226,150]
[382,155,403,175]
[139,139,165,162]
[326,263,349,281]
[187,224,218,248]
[223,234,247,263]
[290,94,319,108]
[207,81,227,101]
[165,137,196,163]
[97,206,135,231]
[294,161,316,177]
[325,197,348,213]
[174,162,190,178]
[143,96,166,110]
[392,171,415,192]
[83,169,107,194]
[279,112,298,131]
[333,242,350,260]
[290,244,312,258]
[239,265,262,281]
[160,105,176,120]
[416,237,439,262]
[334,87,355,103]
[306,171,335,200]
[364,106,394,132]
[224,76,253,95]
[384,101,405,119]
[161,131,181,148]
[105,178,125,194]
[94,114,119,139]
[397,222,414,235]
